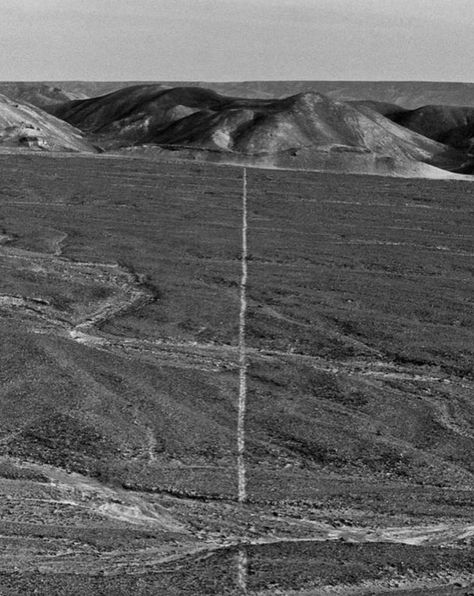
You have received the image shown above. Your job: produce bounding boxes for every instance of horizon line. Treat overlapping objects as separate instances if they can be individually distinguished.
[1,78,473,85]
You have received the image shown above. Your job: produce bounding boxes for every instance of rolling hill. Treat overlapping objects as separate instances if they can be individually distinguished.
[1,81,471,176]
[388,105,474,151]
[0,93,94,152]
[39,80,474,109]
[0,82,87,108]
[48,85,466,177]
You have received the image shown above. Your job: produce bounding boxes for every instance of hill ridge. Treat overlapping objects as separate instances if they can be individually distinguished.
[47,84,469,178]
[0,93,94,153]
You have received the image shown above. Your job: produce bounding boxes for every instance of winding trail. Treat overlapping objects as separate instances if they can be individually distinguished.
[0,242,460,385]
[0,239,155,346]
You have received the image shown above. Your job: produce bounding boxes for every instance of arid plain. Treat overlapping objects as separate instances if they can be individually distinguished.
[0,150,473,594]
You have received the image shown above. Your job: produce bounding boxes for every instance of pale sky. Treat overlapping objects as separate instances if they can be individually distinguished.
[0,0,473,82]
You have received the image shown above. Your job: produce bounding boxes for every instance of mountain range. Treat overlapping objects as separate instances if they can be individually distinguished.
[0,81,472,177]
[9,80,473,108]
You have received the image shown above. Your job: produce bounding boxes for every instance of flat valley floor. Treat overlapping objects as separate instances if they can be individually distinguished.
[0,154,473,595]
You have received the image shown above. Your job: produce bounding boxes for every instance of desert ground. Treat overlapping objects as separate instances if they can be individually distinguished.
[0,153,472,594]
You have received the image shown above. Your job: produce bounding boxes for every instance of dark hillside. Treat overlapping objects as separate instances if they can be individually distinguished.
[390,105,474,151]
[48,85,466,177]
[43,80,474,108]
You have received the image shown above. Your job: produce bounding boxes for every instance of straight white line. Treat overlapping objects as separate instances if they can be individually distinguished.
[237,547,248,592]
[237,167,248,505]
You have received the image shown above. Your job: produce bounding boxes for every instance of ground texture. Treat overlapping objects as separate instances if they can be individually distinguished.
[0,155,473,594]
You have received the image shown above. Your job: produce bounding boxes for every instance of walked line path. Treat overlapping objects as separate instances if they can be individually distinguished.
[238,167,248,505]
[237,168,249,593]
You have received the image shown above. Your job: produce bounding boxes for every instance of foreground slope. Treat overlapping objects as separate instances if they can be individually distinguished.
[49,85,464,176]
[0,93,94,152]
[0,156,472,594]
[0,156,472,484]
